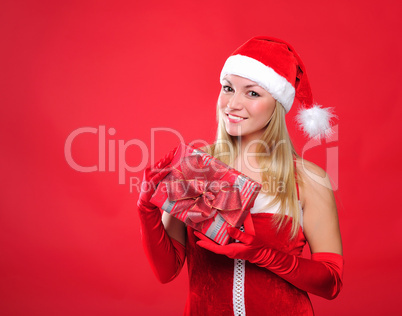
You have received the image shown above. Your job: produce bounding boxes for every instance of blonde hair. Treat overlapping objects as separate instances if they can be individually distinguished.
[204,101,302,239]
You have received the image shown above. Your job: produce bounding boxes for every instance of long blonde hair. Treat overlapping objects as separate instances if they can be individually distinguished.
[204,101,302,239]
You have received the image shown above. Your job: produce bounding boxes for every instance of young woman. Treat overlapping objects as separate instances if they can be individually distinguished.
[137,36,343,315]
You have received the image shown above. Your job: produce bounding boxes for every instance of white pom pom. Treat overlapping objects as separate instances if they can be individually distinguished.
[295,105,336,139]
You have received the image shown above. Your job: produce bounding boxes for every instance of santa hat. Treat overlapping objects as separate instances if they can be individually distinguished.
[220,36,335,139]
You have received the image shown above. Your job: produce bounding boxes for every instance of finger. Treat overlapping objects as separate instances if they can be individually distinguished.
[151,166,172,184]
[152,160,171,174]
[197,241,244,260]
[154,157,172,171]
[148,160,174,182]
[142,166,159,184]
[194,231,213,242]
[227,227,254,244]
[153,146,178,171]
[196,241,225,254]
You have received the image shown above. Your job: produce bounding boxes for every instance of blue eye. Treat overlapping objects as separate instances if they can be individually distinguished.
[223,85,233,92]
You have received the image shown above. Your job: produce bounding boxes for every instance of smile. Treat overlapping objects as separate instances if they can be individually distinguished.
[227,114,246,123]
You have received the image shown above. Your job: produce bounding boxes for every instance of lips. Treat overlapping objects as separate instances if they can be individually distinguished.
[226,113,246,123]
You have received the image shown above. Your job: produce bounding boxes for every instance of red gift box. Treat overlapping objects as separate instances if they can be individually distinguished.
[150,143,261,245]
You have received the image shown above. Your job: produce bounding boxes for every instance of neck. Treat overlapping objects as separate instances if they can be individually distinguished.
[232,133,264,172]
[236,132,263,155]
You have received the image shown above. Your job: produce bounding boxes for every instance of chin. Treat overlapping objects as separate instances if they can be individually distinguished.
[225,128,241,137]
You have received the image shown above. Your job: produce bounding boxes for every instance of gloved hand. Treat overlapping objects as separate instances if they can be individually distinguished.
[137,146,186,284]
[137,147,178,213]
[195,227,271,264]
[195,227,343,300]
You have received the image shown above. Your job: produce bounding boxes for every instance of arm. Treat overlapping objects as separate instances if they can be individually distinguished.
[137,148,187,284]
[162,212,187,247]
[196,159,344,299]
[298,158,342,256]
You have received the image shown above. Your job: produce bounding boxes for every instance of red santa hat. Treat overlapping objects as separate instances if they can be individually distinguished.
[220,36,335,139]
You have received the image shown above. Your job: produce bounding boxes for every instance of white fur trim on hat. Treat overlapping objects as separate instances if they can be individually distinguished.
[295,105,336,139]
[220,54,295,112]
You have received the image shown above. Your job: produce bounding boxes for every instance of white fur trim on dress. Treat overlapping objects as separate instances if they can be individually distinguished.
[220,54,295,112]
[295,105,336,139]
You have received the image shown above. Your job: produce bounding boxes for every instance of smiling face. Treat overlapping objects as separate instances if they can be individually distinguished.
[218,74,277,141]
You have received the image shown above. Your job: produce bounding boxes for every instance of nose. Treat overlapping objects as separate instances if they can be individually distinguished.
[226,92,243,110]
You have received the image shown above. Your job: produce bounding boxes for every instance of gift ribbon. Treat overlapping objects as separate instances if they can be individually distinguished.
[165,155,243,225]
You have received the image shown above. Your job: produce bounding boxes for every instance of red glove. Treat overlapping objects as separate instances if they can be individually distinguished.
[137,147,186,284]
[137,147,178,213]
[195,227,343,300]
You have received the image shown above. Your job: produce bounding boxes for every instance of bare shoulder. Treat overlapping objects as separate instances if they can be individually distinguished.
[294,157,336,210]
[294,157,333,192]
[294,157,326,178]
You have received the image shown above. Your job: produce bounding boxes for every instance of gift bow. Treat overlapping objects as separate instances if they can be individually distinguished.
[165,155,243,225]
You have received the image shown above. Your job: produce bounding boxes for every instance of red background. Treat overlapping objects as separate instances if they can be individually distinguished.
[1,0,401,315]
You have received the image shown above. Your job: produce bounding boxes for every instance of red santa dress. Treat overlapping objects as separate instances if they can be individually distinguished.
[183,185,314,316]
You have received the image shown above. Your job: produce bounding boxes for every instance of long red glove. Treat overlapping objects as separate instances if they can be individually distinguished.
[137,147,186,284]
[195,227,343,300]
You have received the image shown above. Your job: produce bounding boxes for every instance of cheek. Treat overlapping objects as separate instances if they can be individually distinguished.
[217,95,227,110]
[252,100,276,119]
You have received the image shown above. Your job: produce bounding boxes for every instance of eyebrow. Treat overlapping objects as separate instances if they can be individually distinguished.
[222,78,260,88]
